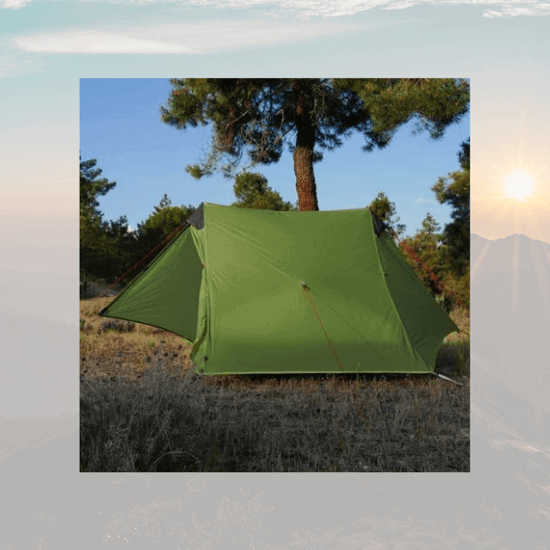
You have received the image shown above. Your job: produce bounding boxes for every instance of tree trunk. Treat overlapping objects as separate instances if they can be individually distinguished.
[293,90,319,212]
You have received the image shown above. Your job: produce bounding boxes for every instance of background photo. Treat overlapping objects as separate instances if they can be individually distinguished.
[1,0,549,548]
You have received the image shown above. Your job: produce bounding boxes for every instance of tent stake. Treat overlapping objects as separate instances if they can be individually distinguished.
[432,372,462,386]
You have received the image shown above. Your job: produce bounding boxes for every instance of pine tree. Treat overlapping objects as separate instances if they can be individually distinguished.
[156,193,172,211]
[160,78,469,211]
[80,157,126,286]
[232,172,296,211]
[401,213,446,300]
[431,138,470,276]
[133,196,195,273]
[136,195,194,238]
[369,191,406,239]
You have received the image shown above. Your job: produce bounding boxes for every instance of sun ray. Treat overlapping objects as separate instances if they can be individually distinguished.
[471,239,492,279]
[512,235,520,309]
[471,197,523,241]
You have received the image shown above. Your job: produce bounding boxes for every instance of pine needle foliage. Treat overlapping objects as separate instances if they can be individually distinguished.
[160,78,469,211]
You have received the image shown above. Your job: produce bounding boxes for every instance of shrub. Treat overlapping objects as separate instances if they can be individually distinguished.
[100,319,136,333]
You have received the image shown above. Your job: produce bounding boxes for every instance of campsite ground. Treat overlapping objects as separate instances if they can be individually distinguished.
[80,295,470,473]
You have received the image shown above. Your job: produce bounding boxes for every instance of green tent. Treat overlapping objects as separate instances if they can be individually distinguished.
[100,203,458,374]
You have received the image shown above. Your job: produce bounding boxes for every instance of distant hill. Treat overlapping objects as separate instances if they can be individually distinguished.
[472,233,550,357]
[471,231,550,431]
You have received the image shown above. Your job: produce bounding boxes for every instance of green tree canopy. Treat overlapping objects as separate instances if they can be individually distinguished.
[232,172,296,211]
[431,137,470,276]
[420,212,441,235]
[400,212,447,301]
[136,195,195,238]
[368,191,406,239]
[80,157,132,284]
[133,196,196,273]
[80,157,116,239]
[401,210,469,310]
[160,78,469,212]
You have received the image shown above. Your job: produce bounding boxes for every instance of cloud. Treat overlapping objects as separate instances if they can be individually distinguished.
[0,0,31,8]
[415,198,433,205]
[3,0,550,18]
[14,32,193,54]
[12,20,363,54]
[482,9,506,17]
[490,3,550,17]
[188,0,550,18]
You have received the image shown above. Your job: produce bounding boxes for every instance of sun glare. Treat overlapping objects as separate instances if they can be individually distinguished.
[505,172,534,199]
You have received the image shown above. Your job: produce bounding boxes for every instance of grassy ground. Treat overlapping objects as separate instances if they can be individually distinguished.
[80,295,470,472]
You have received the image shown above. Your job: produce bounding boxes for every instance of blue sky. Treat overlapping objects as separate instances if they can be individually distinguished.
[80,78,469,237]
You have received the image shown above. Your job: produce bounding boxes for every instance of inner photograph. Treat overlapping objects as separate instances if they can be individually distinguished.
[79,78,470,472]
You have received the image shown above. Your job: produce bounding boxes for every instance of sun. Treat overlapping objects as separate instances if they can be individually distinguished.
[505,172,534,199]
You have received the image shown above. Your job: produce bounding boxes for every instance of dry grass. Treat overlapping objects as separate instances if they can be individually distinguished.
[80,296,470,472]
[80,297,470,385]
[446,305,470,342]
[80,296,194,383]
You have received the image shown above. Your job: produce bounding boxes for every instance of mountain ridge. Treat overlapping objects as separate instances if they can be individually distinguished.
[472,232,550,246]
